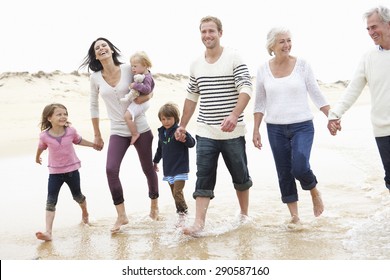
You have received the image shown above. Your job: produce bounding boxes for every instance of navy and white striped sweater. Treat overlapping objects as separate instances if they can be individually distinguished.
[186,47,253,140]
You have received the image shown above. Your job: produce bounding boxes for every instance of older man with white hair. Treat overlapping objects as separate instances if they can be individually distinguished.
[328,6,390,194]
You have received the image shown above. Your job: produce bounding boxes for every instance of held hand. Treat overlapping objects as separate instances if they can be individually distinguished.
[93,146,102,151]
[220,114,238,132]
[252,131,262,150]
[94,136,104,151]
[153,163,159,172]
[174,126,187,142]
[327,119,342,136]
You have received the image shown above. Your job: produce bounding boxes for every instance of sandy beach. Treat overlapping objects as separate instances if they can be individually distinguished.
[1,71,390,278]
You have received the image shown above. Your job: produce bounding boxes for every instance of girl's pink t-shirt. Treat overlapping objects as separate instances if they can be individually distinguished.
[38,126,82,174]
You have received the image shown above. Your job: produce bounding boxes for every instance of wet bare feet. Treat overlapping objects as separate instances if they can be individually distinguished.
[182,222,204,236]
[149,199,159,220]
[287,220,303,230]
[290,214,300,224]
[239,213,250,223]
[175,213,187,228]
[80,201,89,224]
[312,193,324,217]
[36,231,52,241]
[286,214,303,230]
[111,216,129,233]
[149,208,159,220]
[82,212,89,224]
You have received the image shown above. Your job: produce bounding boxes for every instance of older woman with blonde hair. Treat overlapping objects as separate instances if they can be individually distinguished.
[253,27,330,226]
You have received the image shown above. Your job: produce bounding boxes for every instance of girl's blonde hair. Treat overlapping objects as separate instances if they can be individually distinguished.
[158,102,180,124]
[39,103,69,131]
[130,51,152,68]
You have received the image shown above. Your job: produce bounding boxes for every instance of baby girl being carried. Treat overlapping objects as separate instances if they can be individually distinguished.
[121,51,154,144]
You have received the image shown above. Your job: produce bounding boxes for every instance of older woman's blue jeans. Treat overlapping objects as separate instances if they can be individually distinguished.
[267,120,318,204]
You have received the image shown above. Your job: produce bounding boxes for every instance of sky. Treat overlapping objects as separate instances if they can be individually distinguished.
[1,0,389,82]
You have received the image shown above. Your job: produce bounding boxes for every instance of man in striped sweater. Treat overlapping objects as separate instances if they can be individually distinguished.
[175,16,253,236]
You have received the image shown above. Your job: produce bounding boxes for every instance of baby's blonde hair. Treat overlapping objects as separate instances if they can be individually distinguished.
[130,51,152,68]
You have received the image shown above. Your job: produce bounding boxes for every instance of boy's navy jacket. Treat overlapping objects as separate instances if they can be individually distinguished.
[153,123,195,177]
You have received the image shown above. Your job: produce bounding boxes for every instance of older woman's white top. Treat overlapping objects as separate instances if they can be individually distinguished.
[254,58,328,125]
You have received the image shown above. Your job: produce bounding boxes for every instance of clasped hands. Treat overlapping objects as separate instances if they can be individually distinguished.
[327,119,342,136]
[175,126,187,142]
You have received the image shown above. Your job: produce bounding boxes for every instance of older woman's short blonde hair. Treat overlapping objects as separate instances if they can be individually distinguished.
[266,27,291,56]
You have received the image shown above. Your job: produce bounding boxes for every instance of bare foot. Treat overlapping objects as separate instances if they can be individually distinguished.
[290,214,300,224]
[130,133,140,145]
[149,208,159,220]
[110,216,129,233]
[149,199,159,220]
[82,213,89,224]
[182,222,204,237]
[175,213,187,228]
[285,214,302,230]
[80,200,89,224]
[36,231,52,241]
[312,193,324,217]
[287,220,303,231]
[239,213,250,223]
